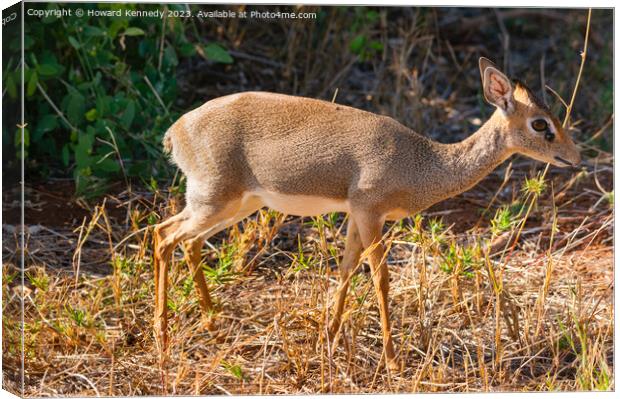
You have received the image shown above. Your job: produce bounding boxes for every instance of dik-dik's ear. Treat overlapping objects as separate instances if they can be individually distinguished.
[479,57,515,115]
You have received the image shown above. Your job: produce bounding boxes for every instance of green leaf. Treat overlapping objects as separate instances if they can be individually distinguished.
[84,127,96,148]
[149,176,158,191]
[33,114,58,141]
[120,100,135,129]
[83,26,104,37]
[369,40,384,51]
[96,96,112,117]
[366,10,380,22]
[74,130,95,168]
[94,72,102,87]
[68,36,81,49]
[37,63,61,77]
[27,71,38,97]
[179,42,196,57]
[124,27,145,36]
[108,19,128,39]
[138,38,156,58]
[163,46,178,68]
[77,82,92,91]
[349,35,366,54]
[67,93,86,124]
[14,128,30,148]
[113,62,127,76]
[74,145,91,169]
[6,74,17,99]
[61,144,70,166]
[37,114,58,133]
[23,35,34,50]
[203,43,233,64]
[95,157,120,173]
[85,108,98,122]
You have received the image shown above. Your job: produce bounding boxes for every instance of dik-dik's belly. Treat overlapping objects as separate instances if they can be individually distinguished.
[244,189,416,221]
[247,189,350,216]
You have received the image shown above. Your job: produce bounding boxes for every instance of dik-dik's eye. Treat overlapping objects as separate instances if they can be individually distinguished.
[531,119,548,132]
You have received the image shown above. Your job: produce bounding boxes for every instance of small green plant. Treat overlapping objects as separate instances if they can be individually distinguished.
[26,268,50,292]
[490,206,514,235]
[147,176,159,193]
[405,214,424,244]
[2,269,18,286]
[522,174,547,196]
[459,246,478,278]
[292,235,314,273]
[221,360,247,381]
[555,289,613,391]
[348,9,384,61]
[588,363,611,391]
[112,256,140,278]
[439,242,478,277]
[440,242,458,274]
[543,371,558,391]
[167,297,178,313]
[428,217,446,244]
[65,305,90,328]
[181,275,194,298]
[604,190,613,209]
[203,243,237,285]
[147,212,159,226]
[350,274,370,305]
[308,212,339,231]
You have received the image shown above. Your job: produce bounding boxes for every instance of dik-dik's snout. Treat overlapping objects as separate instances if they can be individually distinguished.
[553,141,582,168]
[554,155,581,168]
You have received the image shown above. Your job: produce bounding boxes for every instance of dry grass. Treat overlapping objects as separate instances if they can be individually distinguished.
[2,157,613,395]
[2,6,613,396]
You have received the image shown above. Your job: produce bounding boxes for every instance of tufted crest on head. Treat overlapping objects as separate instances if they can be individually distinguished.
[512,79,550,112]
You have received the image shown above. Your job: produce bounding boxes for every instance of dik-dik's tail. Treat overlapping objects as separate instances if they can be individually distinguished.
[162,129,173,154]
[162,128,178,167]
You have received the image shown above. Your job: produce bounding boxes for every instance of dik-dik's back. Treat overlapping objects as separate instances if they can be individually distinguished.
[164,92,434,201]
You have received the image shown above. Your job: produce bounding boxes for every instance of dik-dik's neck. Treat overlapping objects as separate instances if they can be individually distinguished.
[430,113,514,201]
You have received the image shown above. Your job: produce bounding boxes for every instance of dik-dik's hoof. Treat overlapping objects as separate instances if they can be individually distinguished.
[327,322,342,345]
[201,315,217,332]
[202,315,228,342]
[387,357,400,373]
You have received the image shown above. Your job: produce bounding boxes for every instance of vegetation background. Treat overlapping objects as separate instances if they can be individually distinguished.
[2,2,614,395]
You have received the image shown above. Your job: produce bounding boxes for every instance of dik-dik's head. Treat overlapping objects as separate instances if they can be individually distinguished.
[479,57,581,168]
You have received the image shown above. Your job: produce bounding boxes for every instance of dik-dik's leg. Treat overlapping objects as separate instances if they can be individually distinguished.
[154,195,264,352]
[329,217,363,340]
[153,208,192,342]
[183,238,214,318]
[153,201,241,351]
[352,211,398,372]
[181,196,263,321]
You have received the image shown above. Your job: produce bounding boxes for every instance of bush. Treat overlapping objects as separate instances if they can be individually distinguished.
[12,3,233,196]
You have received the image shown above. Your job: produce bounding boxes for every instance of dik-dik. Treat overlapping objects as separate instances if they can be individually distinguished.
[153,57,580,371]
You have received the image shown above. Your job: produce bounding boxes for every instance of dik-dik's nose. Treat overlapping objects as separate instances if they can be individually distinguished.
[569,144,582,167]
[554,149,581,168]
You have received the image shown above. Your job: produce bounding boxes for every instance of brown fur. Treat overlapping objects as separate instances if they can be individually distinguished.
[152,58,581,372]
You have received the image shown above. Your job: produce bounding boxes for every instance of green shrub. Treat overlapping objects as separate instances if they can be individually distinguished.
[14,3,233,196]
